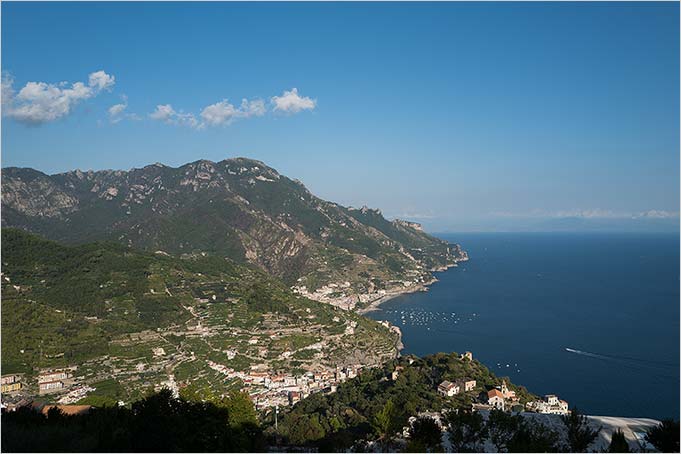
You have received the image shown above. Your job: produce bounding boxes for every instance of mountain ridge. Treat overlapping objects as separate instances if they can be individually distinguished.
[2,157,468,310]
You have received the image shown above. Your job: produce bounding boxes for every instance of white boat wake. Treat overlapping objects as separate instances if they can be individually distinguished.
[565,347,678,374]
[565,348,610,360]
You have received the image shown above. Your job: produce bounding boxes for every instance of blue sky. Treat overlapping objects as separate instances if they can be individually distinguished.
[2,2,679,232]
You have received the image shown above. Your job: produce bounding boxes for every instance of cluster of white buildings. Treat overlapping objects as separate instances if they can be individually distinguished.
[206,360,362,409]
[438,379,477,397]
[435,352,480,399]
[1,374,23,394]
[526,394,570,415]
[292,281,365,310]
[1,367,84,411]
[291,275,429,311]
[472,379,569,416]
[37,367,76,395]
[57,385,96,404]
[480,380,519,411]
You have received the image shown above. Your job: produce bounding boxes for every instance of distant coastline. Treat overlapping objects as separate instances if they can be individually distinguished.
[358,276,437,315]
[358,260,465,315]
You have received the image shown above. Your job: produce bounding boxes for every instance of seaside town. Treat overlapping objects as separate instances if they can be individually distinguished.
[1,349,569,419]
[1,361,365,413]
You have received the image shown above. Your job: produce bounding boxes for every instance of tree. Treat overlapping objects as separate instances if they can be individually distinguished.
[608,429,630,453]
[407,415,443,452]
[444,409,487,452]
[1,389,264,452]
[506,420,560,453]
[561,407,600,452]
[371,399,399,440]
[219,391,258,428]
[486,409,522,452]
[645,419,680,453]
[286,413,325,445]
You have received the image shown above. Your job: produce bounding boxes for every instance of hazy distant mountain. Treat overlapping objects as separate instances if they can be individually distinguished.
[1,158,467,306]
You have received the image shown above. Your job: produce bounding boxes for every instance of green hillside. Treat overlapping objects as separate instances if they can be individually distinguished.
[1,229,400,401]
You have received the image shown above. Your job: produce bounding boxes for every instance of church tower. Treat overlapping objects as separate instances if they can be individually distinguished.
[501,379,509,396]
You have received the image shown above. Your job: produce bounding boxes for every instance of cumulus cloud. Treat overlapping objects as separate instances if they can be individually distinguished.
[108,95,141,124]
[2,70,115,125]
[109,102,126,117]
[150,87,315,129]
[241,98,267,117]
[200,98,266,126]
[108,95,128,123]
[88,71,115,91]
[149,104,201,129]
[271,88,316,113]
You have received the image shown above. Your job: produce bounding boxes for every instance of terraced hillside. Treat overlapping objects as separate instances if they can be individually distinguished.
[1,229,400,403]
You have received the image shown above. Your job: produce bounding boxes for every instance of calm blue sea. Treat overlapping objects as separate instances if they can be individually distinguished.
[367,233,680,419]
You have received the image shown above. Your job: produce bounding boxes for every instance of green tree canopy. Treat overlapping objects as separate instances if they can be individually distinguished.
[444,409,487,452]
[407,415,443,452]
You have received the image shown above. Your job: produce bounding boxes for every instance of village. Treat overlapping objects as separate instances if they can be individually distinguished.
[1,350,569,419]
[432,352,570,416]
[0,360,367,414]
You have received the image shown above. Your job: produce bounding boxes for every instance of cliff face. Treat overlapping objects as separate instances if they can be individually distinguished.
[2,158,467,305]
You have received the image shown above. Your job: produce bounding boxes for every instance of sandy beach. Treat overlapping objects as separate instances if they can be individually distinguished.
[358,277,437,315]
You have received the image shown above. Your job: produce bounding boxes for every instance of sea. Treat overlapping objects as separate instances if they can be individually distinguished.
[367,232,680,420]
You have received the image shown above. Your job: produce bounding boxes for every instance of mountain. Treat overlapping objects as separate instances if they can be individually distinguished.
[1,158,467,310]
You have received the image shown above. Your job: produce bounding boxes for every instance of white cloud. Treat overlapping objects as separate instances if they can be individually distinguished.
[2,70,115,125]
[200,101,237,126]
[88,71,115,91]
[241,98,267,117]
[149,104,175,122]
[491,209,679,220]
[107,95,142,124]
[150,87,315,129]
[149,104,201,129]
[108,95,128,123]
[554,209,619,219]
[271,88,316,113]
[109,102,126,117]
[200,98,266,126]
[632,210,679,219]
[2,73,15,109]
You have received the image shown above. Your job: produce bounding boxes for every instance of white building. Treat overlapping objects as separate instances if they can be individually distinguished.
[526,394,569,415]
[438,380,460,397]
[462,379,477,392]
[39,381,65,393]
[38,370,70,383]
[500,380,517,400]
[487,389,505,410]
